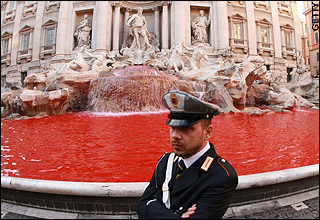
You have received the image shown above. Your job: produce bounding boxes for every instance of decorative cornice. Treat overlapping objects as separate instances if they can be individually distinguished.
[115,1,166,11]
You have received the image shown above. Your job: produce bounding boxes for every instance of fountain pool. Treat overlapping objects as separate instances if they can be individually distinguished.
[1,108,319,182]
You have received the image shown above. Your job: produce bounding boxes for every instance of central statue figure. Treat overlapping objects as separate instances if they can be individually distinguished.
[126,7,152,50]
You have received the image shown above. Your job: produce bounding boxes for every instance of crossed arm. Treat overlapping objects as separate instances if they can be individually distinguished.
[137,172,237,219]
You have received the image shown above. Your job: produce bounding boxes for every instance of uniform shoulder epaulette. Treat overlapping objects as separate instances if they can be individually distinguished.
[217,157,230,176]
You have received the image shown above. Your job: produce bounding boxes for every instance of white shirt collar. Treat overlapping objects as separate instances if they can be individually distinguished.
[180,142,210,169]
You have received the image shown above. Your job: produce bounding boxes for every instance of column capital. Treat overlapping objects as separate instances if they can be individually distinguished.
[152,6,160,11]
[161,1,171,7]
[121,6,132,13]
[111,1,121,8]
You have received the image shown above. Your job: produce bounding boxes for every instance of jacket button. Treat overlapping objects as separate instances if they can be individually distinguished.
[179,206,183,210]
[221,158,226,162]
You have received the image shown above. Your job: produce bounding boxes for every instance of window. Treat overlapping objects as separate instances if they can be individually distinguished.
[23,33,30,50]
[46,28,55,45]
[285,31,292,47]
[317,53,319,62]
[315,31,319,44]
[3,40,9,55]
[8,1,15,11]
[261,27,269,43]
[233,23,243,39]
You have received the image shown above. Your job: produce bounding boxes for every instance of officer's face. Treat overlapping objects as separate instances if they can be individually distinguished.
[170,121,212,159]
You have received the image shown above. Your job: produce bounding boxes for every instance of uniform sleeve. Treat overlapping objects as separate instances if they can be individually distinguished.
[137,171,158,219]
[137,154,183,219]
[189,173,238,219]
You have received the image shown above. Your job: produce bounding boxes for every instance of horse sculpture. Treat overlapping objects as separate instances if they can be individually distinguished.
[166,42,189,74]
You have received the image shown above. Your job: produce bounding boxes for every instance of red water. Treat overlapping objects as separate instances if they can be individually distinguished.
[1,108,319,182]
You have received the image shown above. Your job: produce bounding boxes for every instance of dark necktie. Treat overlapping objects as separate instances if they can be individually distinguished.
[176,159,186,179]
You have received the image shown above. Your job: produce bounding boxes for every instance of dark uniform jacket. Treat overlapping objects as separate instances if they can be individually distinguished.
[137,143,238,219]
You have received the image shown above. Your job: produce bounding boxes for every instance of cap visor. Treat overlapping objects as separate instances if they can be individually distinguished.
[166,119,202,127]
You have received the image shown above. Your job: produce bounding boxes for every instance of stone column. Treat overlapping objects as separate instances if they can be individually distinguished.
[123,7,131,41]
[270,1,282,58]
[161,2,169,51]
[106,3,113,51]
[95,1,109,51]
[55,1,71,57]
[11,2,24,66]
[213,2,218,51]
[173,1,185,44]
[245,1,258,56]
[217,1,228,49]
[112,2,120,53]
[32,1,45,61]
[153,6,160,40]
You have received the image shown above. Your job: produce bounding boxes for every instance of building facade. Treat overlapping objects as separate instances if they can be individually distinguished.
[1,1,303,90]
[303,1,319,77]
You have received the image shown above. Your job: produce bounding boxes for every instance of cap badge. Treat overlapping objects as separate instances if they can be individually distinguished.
[170,93,178,109]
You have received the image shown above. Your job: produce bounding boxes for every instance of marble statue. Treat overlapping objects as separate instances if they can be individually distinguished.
[183,43,209,70]
[126,7,151,50]
[67,46,90,72]
[74,14,92,48]
[143,50,168,70]
[191,10,210,45]
[166,42,189,74]
[296,50,307,74]
[85,50,115,72]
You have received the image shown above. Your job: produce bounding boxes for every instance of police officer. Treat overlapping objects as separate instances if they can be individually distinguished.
[137,90,238,219]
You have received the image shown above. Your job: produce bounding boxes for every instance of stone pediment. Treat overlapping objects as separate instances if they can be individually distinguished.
[280,23,294,30]
[19,25,34,33]
[43,19,57,26]
[256,18,272,25]
[1,31,12,39]
[228,13,246,21]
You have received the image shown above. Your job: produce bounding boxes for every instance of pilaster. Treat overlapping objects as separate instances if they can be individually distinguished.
[270,1,282,58]
[11,2,24,66]
[246,1,258,56]
[55,1,71,58]
[32,1,45,61]
[217,1,228,49]
[291,1,302,52]
[172,1,186,44]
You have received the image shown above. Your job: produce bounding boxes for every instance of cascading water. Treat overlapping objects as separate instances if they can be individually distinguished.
[87,66,210,113]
